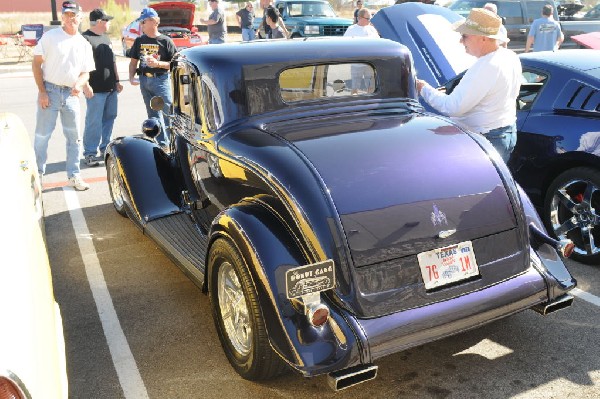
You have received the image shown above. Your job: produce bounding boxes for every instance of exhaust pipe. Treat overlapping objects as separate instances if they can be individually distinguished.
[532,294,574,315]
[327,364,378,391]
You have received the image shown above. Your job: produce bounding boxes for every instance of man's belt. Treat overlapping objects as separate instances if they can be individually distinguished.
[143,72,167,78]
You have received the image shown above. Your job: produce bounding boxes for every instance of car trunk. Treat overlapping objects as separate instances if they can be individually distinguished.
[274,112,528,317]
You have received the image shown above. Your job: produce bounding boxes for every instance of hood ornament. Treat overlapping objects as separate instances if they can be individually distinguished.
[431,203,448,226]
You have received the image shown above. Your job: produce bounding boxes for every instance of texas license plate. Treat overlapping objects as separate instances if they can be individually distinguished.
[417,241,479,290]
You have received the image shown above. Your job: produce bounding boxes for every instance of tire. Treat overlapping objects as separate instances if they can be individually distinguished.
[106,155,127,217]
[290,33,302,39]
[544,167,600,264]
[208,238,287,380]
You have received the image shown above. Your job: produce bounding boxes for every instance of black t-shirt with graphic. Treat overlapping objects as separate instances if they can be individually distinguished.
[130,34,177,75]
[82,30,117,92]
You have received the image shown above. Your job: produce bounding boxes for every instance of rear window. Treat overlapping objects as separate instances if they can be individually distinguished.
[279,63,377,102]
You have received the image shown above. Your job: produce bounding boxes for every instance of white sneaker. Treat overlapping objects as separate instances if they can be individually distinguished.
[68,175,90,191]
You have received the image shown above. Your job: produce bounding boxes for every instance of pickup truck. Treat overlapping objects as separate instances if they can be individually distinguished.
[558,1,600,43]
[448,0,600,50]
[253,0,353,38]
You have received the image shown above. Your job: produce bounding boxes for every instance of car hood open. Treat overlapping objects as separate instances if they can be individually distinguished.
[151,1,195,29]
[372,3,475,87]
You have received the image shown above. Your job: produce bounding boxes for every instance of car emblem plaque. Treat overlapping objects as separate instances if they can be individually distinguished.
[286,260,335,299]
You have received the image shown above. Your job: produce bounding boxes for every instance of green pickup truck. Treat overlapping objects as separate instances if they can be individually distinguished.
[254,0,353,38]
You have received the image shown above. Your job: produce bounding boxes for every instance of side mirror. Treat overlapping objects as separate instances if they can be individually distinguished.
[150,96,165,112]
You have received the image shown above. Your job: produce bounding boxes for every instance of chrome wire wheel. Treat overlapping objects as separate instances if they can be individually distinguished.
[107,156,127,217]
[546,167,600,264]
[217,261,252,357]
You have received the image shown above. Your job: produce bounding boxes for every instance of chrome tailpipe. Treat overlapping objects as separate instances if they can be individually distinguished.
[532,294,574,315]
[327,364,378,391]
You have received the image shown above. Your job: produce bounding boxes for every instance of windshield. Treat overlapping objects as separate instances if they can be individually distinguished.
[288,2,336,17]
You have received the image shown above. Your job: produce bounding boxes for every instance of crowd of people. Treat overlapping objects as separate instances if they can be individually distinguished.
[32,0,567,192]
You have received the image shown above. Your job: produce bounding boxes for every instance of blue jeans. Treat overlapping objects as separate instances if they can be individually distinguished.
[209,38,225,44]
[83,90,118,157]
[139,74,172,147]
[34,82,82,178]
[241,28,255,41]
[485,123,517,163]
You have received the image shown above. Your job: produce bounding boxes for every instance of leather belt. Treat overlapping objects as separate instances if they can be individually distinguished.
[143,72,166,78]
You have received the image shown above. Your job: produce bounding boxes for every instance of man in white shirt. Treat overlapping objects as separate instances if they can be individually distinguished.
[344,8,379,38]
[416,8,521,163]
[32,0,95,190]
[344,9,379,94]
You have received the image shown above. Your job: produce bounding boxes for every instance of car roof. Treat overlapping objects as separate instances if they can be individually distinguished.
[177,37,416,125]
[520,50,600,73]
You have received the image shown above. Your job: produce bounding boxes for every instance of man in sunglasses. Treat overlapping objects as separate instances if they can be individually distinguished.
[81,8,123,167]
[344,8,379,94]
[416,8,520,163]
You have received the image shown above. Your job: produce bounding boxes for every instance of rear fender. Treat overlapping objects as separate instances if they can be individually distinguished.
[208,200,362,376]
[106,136,184,224]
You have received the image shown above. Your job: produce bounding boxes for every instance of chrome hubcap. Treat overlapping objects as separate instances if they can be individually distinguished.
[550,178,600,257]
[108,157,124,209]
[217,262,252,356]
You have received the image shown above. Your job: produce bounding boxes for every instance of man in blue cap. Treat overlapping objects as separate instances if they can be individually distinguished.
[128,7,177,148]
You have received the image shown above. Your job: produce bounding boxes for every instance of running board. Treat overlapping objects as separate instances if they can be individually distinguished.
[144,213,208,289]
[327,364,378,391]
[532,294,574,315]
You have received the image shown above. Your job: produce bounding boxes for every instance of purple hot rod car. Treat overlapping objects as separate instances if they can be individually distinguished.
[105,37,575,390]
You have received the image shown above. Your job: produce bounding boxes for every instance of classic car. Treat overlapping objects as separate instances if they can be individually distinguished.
[121,0,204,57]
[374,3,600,264]
[0,112,68,398]
[105,37,576,390]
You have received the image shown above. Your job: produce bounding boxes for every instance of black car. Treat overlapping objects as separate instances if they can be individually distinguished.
[104,37,574,389]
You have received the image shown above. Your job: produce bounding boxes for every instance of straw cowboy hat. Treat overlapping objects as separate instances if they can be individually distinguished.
[454,8,509,42]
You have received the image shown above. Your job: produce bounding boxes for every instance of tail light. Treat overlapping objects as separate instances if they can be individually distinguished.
[0,374,27,399]
[305,302,330,327]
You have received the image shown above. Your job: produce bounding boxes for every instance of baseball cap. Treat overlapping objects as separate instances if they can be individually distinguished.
[90,8,114,21]
[61,1,81,14]
[139,7,159,20]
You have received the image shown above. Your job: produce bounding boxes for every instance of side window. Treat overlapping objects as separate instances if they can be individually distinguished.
[279,63,377,102]
[178,74,193,117]
[173,64,200,124]
[498,2,524,25]
[200,78,223,131]
[289,3,302,16]
[518,70,547,111]
[524,1,553,23]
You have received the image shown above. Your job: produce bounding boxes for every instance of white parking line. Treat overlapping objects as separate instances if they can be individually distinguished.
[64,188,149,399]
[571,288,600,307]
